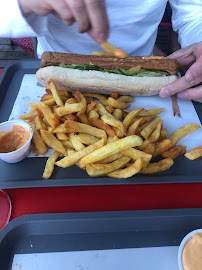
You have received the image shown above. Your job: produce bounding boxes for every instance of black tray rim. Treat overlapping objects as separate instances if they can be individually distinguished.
[1,208,202,242]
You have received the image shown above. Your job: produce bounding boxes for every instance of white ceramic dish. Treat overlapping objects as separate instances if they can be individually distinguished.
[178,228,202,270]
[0,120,33,163]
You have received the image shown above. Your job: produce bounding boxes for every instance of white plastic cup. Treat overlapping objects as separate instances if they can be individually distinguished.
[0,120,33,163]
[178,229,202,270]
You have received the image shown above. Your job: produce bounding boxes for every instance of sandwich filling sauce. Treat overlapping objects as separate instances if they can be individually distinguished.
[0,125,30,153]
[182,232,202,270]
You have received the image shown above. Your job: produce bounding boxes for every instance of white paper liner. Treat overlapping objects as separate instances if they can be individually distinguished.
[12,246,179,270]
[9,74,202,157]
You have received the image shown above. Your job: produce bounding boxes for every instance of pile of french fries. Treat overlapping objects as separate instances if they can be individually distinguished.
[19,80,202,179]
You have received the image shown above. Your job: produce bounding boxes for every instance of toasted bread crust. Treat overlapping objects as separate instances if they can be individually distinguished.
[40,52,179,75]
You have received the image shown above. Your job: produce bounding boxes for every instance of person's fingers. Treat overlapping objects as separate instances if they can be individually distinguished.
[159,76,198,98]
[167,45,195,68]
[177,85,202,101]
[67,0,90,33]
[185,55,202,82]
[192,97,202,103]
[50,2,75,26]
[85,0,109,42]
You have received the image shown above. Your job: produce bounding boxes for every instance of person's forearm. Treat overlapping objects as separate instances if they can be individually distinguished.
[0,0,47,38]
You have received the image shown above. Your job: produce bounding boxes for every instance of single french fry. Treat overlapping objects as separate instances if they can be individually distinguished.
[64,120,107,139]
[118,96,134,103]
[28,122,48,155]
[56,133,69,141]
[92,51,114,56]
[140,116,161,139]
[72,90,87,117]
[152,139,174,158]
[55,138,105,168]
[99,41,128,58]
[127,118,143,136]
[123,148,152,164]
[77,133,99,145]
[123,108,144,130]
[169,123,200,145]
[78,135,143,168]
[107,97,129,110]
[112,109,123,121]
[55,103,83,117]
[34,114,47,131]
[101,114,125,135]
[138,108,164,117]
[107,159,143,178]
[162,145,187,159]
[184,146,202,160]
[159,128,168,141]
[86,156,131,177]
[43,151,60,179]
[89,118,115,137]
[41,130,66,156]
[88,110,99,119]
[141,158,174,174]
[19,108,38,120]
[48,80,64,106]
[69,133,85,151]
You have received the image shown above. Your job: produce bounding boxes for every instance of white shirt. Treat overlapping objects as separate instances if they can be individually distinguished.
[0,0,202,58]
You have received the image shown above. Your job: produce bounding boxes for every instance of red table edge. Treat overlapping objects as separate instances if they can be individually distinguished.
[4,182,202,222]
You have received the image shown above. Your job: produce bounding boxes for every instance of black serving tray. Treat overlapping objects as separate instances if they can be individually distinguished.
[0,60,202,188]
[1,209,202,270]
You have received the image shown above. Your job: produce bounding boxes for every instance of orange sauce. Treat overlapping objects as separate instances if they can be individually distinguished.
[182,232,202,270]
[0,125,30,153]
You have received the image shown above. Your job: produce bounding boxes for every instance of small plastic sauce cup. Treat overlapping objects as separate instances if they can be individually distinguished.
[178,229,202,270]
[0,120,33,163]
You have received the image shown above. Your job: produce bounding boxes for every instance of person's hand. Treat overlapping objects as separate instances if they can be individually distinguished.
[159,42,202,103]
[18,0,109,42]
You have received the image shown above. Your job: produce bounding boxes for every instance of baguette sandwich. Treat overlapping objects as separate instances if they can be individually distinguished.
[36,51,179,96]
